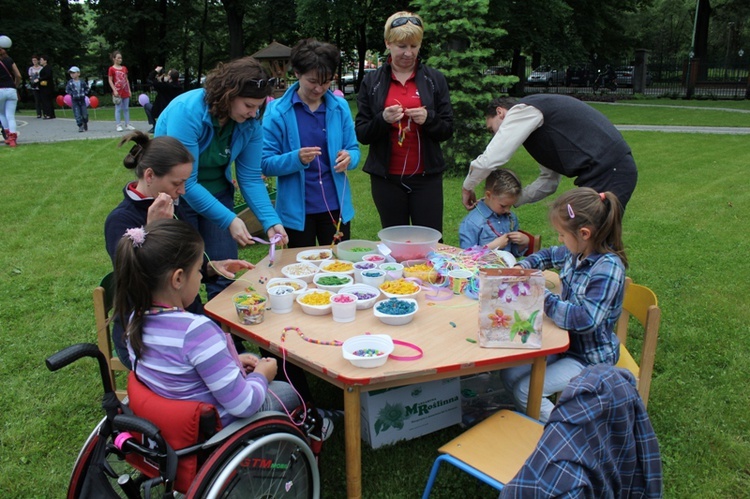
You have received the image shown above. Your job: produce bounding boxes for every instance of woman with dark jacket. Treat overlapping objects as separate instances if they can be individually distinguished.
[355,11,453,234]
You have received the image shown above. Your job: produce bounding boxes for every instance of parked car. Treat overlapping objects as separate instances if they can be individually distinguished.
[527,65,565,86]
[565,64,594,86]
[615,66,653,87]
[485,66,511,76]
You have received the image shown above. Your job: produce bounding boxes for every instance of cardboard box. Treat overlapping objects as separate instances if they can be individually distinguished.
[360,377,461,449]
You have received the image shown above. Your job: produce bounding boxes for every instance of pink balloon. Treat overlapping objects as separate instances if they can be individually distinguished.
[138,93,150,107]
[63,94,72,107]
[333,89,344,97]
[85,96,90,107]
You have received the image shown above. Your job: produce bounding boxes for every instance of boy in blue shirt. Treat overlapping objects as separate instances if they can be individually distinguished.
[65,66,89,132]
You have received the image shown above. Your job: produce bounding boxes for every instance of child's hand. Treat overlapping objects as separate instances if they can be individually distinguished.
[253,357,278,383]
[507,231,530,249]
[239,353,260,374]
[488,234,510,250]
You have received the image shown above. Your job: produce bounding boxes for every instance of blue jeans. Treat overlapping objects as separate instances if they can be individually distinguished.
[180,187,237,300]
[501,354,586,422]
[114,96,130,125]
[72,98,88,126]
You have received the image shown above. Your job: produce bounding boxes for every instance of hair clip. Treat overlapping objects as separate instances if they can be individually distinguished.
[125,227,147,247]
[599,192,606,201]
[129,143,144,162]
[567,204,575,219]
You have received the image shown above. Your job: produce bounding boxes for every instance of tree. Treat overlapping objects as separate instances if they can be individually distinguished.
[411,0,516,174]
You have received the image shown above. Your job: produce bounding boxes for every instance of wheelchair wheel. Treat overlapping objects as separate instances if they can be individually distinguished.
[187,416,320,499]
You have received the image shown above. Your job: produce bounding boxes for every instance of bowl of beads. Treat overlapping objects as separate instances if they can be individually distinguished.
[232,292,268,325]
[339,284,381,310]
[352,261,378,283]
[295,249,333,266]
[318,259,355,276]
[362,253,387,264]
[402,259,440,284]
[379,262,404,280]
[266,277,308,296]
[281,262,319,283]
[342,334,394,368]
[373,298,419,326]
[335,239,379,262]
[313,272,354,293]
[379,278,421,300]
[378,225,442,262]
[296,289,333,316]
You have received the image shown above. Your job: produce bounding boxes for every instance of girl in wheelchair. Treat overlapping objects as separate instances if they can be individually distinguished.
[113,218,300,425]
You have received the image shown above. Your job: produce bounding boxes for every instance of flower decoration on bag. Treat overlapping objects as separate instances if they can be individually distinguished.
[488,308,512,328]
[497,280,531,303]
[509,310,540,343]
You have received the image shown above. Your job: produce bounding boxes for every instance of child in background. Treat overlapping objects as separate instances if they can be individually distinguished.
[112,218,300,427]
[108,50,134,132]
[502,187,627,422]
[459,168,530,256]
[65,66,89,132]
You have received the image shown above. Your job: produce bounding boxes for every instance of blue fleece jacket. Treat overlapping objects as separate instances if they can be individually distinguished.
[155,89,280,231]
[261,83,360,231]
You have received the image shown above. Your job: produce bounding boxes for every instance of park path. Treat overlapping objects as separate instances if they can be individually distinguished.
[3,102,750,146]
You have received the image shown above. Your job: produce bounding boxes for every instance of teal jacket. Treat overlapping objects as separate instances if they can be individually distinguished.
[261,83,360,231]
[155,89,280,231]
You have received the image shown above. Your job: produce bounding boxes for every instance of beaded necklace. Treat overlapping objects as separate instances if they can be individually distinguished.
[281,326,343,346]
[143,302,183,316]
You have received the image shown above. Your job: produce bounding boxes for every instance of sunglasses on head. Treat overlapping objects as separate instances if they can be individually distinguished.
[246,77,278,89]
[391,16,422,28]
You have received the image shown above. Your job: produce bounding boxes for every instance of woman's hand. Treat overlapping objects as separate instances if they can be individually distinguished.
[229,217,255,246]
[404,106,428,125]
[299,146,322,165]
[268,224,289,246]
[334,150,351,172]
[382,104,404,124]
[146,193,175,223]
[208,259,254,279]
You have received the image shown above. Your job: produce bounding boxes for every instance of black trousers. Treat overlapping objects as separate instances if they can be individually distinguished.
[370,172,444,235]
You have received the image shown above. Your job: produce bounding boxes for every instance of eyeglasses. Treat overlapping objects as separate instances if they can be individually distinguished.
[246,77,278,88]
[391,16,422,28]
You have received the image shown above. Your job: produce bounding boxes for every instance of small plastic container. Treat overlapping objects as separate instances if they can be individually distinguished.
[362,254,387,264]
[296,289,333,316]
[318,259,355,275]
[379,262,404,280]
[281,262,319,283]
[266,277,308,296]
[233,292,267,324]
[339,284,381,310]
[335,239,379,262]
[373,298,418,326]
[402,259,440,284]
[379,279,421,299]
[313,272,354,293]
[267,285,295,314]
[352,261,378,284]
[295,248,334,266]
[342,334,394,368]
[360,269,386,288]
[330,292,358,323]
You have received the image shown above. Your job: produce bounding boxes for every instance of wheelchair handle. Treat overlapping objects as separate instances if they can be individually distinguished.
[45,342,115,396]
[114,414,164,444]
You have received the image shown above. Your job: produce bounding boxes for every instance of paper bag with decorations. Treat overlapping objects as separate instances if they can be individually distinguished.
[477,267,545,349]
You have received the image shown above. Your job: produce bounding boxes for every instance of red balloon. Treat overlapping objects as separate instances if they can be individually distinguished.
[56,95,64,107]
[89,96,99,109]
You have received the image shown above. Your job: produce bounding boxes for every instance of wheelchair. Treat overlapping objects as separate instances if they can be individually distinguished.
[46,343,321,498]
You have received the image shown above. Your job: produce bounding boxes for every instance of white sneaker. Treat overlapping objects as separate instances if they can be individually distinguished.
[116,125,123,132]
[320,417,334,441]
[125,124,136,131]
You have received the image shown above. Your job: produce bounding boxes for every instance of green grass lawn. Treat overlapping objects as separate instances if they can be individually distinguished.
[1,101,749,497]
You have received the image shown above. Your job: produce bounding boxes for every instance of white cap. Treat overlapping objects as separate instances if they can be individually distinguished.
[0,36,11,49]
[69,66,80,73]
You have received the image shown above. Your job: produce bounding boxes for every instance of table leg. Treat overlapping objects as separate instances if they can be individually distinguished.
[344,385,362,499]
[526,357,546,420]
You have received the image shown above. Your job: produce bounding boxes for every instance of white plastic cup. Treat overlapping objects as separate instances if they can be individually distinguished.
[361,269,386,287]
[330,293,357,323]
[267,285,295,314]
[353,261,378,284]
[379,262,404,281]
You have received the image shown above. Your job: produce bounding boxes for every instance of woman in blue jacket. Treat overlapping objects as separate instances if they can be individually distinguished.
[156,57,287,299]
[262,38,360,248]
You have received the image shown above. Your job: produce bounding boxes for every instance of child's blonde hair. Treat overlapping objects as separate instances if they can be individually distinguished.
[550,187,628,268]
